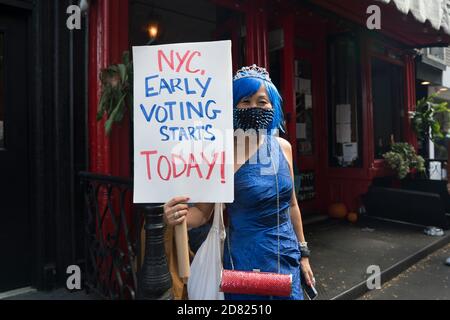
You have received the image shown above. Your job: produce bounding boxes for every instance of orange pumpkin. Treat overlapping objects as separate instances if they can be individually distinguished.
[347,212,358,223]
[328,203,348,219]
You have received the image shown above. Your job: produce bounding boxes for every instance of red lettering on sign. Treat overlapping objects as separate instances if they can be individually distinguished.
[175,51,191,72]
[220,151,225,183]
[186,51,201,74]
[186,153,203,179]
[201,152,218,180]
[172,153,187,178]
[157,49,203,74]
[157,50,174,72]
[139,150,225,183]
[157,155,171,180]
[140,150,158,180]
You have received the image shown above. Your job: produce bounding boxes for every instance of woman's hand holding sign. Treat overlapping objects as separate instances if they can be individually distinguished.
[163,196,190,226]
[163,194,214,281]
[163,195,192,281]
[163,197,215,228]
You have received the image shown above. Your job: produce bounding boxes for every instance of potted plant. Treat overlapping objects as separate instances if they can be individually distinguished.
[410,93,450,155]
[383,142,425,179]
[404,93,450,197]
[97,51,133,134]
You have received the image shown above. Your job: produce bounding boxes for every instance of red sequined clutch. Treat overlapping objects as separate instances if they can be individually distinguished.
[220,269,292,297]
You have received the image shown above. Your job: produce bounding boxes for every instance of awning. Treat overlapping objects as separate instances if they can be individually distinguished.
[310,0,450,47]
[377,0,450,35]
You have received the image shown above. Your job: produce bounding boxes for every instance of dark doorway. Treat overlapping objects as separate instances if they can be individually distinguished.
[371,57,405,158]
[0,5,31,292]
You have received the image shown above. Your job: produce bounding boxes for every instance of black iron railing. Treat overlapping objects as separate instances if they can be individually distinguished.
[79,171,173,300]
[79,172,139,299]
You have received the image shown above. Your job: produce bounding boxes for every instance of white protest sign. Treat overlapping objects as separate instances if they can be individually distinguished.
[132,40,234,203]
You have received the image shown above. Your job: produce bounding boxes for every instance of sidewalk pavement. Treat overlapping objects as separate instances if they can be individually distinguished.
[304,216,450,300]
[359,243,450,300]
[3,215,449,300]
[2,287,100,300]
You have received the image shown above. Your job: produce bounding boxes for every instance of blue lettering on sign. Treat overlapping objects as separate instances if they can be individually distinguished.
[159,124,217,142]
[144,75,212,98]
[140,103,155,122]
[145,75,159,97]
[160,78,173,94]
[140,73,222,142]
[170,78,183,92]
[196,77,211,98]
[140,100,222,123]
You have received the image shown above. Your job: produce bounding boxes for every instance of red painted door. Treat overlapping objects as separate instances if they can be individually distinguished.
[293,38,325,214]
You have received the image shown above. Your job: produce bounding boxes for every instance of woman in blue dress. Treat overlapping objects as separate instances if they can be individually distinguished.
[163,65,314,300]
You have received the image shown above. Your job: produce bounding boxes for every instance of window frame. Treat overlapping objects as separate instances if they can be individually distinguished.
[367,37,411,173]
[424,47,446,65]
[370,56,406,159]
[327,32,364,168]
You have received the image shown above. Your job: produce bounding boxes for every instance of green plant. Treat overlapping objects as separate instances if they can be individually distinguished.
[383,142,425,179]
[97,51,133,135]
[410,93,450,144]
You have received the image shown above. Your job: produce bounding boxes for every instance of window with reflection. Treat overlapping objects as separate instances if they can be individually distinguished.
[327,33,363,168]
[295,58,313,156]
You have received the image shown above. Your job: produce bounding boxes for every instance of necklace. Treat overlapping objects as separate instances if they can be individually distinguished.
[227,135,281,273]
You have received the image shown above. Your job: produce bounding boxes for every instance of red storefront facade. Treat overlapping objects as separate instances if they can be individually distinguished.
[2,0,450,298]
[87,0,450,214]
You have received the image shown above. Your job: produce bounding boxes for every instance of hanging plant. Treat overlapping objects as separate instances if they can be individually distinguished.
[383,142,425,179]
[410,93,450,145]
[97,51,133,135]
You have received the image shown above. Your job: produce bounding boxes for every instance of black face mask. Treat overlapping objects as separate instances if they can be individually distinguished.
[233,107,274,132]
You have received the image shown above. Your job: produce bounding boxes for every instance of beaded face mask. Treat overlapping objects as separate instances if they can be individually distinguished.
[233,107,274,132]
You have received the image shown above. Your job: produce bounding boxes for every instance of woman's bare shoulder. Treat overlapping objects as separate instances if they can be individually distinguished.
[275,137,292,154]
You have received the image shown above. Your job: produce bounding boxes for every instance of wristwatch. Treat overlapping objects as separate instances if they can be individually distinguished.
[298,241,310,258]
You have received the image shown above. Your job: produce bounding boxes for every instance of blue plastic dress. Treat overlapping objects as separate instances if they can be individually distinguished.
[223,134,303,300]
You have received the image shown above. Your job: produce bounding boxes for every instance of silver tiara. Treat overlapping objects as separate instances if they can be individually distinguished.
[233,64,271,82]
